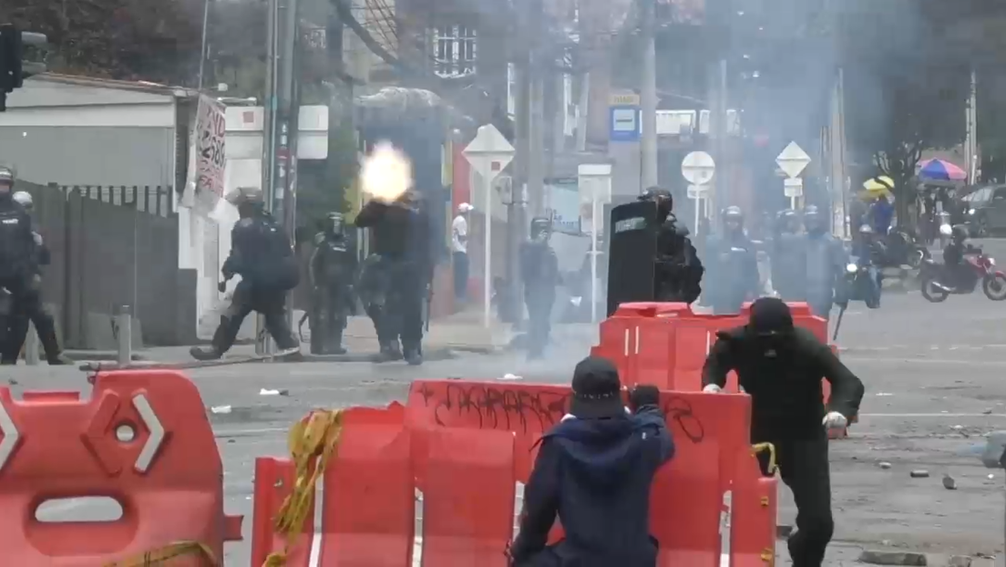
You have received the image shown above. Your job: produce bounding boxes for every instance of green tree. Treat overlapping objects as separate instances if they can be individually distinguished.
[9,0,203,84]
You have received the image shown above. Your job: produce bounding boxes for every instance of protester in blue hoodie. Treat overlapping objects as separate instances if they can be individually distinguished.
[508,356,674,567]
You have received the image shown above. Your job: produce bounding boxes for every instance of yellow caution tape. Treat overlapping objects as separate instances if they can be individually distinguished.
[751,442,777,475]
[263,409,345,567]
[102,541,216,566]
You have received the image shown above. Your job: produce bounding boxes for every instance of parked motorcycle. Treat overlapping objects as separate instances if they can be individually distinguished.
[843,255,881,309]
[920,248,1006,303]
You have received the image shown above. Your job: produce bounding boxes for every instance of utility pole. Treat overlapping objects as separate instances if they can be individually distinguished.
[258,0,301,354]
[526,0,546,219]
[708,58,727,217]
[639,0,658,190]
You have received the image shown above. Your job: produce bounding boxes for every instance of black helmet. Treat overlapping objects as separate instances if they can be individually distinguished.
[639,186,673,222]
[951,224,969,242]
[0,166,14,197]
[722,206,743,220]
[530,216,551,240]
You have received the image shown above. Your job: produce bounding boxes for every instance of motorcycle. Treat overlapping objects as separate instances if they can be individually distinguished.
[883,228,929,269]
[842,256,881,309]
[919,247,1006,303]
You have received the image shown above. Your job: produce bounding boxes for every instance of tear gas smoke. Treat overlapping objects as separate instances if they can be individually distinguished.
[361,142,413,203]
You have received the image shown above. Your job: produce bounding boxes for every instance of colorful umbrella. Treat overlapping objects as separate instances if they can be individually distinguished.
[918,159,967,181]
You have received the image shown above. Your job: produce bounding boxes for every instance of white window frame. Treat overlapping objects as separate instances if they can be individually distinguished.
[432,25,478,79]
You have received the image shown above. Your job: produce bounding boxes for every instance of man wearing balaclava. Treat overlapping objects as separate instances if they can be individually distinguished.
[701,297,865,567]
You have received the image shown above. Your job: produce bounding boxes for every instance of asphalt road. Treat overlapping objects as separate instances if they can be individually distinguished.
[11,266,1006,566]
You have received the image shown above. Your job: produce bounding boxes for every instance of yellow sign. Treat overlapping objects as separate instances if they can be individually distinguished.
[609,93,640,106]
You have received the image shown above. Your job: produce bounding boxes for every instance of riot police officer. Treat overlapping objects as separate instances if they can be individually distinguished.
[802,205,848,321]
[640,187,703,304]
[190,186,301,360]
[519,217,561,359]
[308,212,357,355]
[706,206,761,314]
[0,172,70,365]
[772,209,807,301]
[1,190,70,365]
[354,190,431,366]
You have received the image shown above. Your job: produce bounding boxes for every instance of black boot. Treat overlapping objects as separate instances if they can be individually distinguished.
[47,353,74,365]
[403,345,423,366]
[190,346,223,361]
[372,341,402,363]
[330,328,347,355]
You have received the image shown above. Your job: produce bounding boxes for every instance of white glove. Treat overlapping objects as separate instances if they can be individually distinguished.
[822,411,848,429]
[739,386,746,394]
[703,384,723,394]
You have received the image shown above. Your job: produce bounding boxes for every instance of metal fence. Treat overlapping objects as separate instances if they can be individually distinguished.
[20,182,197,349]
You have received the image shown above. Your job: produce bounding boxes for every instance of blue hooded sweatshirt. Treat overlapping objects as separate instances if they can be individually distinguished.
[509,404,674,566]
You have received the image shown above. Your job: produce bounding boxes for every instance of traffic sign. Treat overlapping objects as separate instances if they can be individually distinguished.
[784,177,804,198]
[776,141,811,179]
[686,184,708,199]
[609,106,640,142]
[463,124,514,182]
[681,151,716,185]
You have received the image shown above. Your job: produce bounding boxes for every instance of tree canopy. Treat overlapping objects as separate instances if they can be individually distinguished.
[9,0,204,84]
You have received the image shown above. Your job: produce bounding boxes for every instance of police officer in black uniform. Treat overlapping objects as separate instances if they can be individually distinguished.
[1,190,70,365]
[354,190,430,366]
[639,187,703,304]
[0,169,69,365]
[190,186,301,360]
[771,209,806,301]
[706,206,761,314]
[308,212,357,355]
[519,217,561,359]
[702,297,864,567]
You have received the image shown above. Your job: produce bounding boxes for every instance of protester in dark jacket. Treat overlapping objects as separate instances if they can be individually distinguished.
[509,356,674,567]
[701,297,865,567]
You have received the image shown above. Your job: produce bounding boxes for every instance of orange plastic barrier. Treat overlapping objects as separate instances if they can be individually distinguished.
[250,410,415,567]
[404,380,772,567]
[0,370,242,565]
[421,428,516,567]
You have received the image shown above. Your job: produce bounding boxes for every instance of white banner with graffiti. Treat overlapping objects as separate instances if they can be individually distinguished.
[195,94,226,199]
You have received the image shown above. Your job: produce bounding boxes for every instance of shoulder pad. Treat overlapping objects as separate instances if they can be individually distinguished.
[236,218,256,229]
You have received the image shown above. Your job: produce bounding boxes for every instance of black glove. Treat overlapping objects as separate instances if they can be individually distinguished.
[629,385,661,412]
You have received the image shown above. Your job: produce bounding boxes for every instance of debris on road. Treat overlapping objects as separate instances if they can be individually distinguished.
[876,392,894,397]
[879,462,893,470]
[500,373,523,381]
[211,405,232,414]
[942,474,957,490]
[259,388,290,396]
[858,549,927,565]
[910,470,930,478]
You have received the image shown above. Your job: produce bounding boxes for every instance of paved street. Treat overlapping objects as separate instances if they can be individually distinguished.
[11,253,1006,565]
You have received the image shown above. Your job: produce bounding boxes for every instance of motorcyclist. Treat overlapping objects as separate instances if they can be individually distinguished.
[706,206,761,314]
[942,224,978,291]
[771,209,807,302]
[638,187,703,304]
[519,217,561,359]
[354,189,431,366]
[0,176,71,365]
[308,212,357,355]
[802,205,848,321]
[190,186,301,360]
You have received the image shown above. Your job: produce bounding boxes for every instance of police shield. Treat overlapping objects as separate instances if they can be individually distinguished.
[606,200,658,316]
